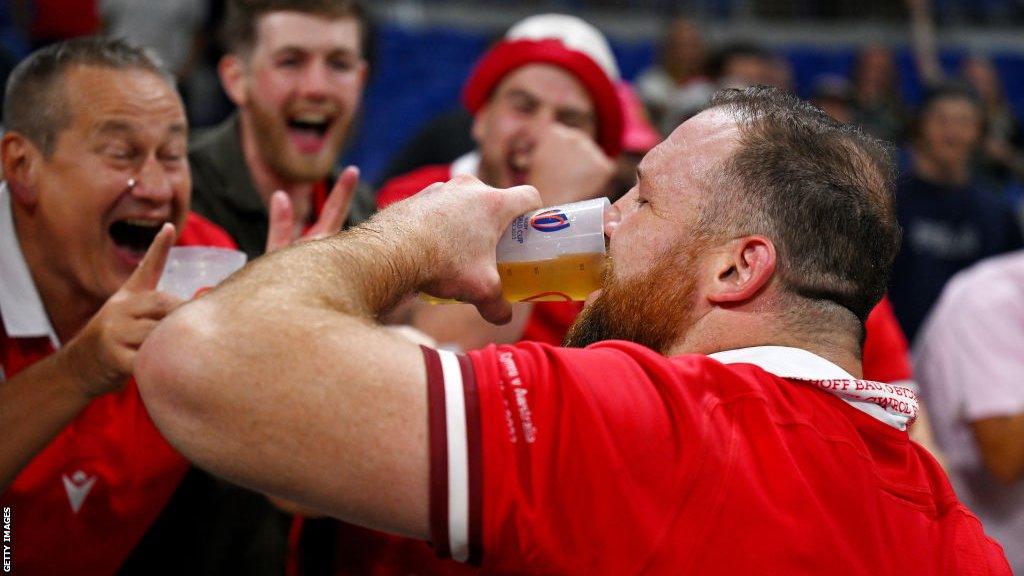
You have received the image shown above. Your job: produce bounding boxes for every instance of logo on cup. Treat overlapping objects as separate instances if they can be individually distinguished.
[529,210,570,232]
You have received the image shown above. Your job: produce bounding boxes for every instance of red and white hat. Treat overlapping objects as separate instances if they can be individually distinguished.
[462,14,624,158]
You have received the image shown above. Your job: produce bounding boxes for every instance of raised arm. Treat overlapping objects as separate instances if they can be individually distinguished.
[906,0,945,87]
[135,176,540,538]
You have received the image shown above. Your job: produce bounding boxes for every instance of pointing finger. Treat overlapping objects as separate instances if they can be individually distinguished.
[124,223,176,293]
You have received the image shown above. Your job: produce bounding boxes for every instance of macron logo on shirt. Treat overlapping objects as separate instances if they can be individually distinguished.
[62,470,97,513]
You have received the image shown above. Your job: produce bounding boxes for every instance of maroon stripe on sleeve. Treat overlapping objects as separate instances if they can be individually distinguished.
[458,353,484,565]
[422,345,450,558]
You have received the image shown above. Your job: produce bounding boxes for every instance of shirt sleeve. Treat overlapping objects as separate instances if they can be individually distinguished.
[422,342,713,573]
[915,271,1024,420]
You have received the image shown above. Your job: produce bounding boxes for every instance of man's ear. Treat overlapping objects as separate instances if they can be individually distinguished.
[470,104,490,146]
[706,236,777,304]
[218,54,248,107]
[2,131,42,207]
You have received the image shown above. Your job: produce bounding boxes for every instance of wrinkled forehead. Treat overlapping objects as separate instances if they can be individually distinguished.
[640,107,741,196]
[62,65,186,134]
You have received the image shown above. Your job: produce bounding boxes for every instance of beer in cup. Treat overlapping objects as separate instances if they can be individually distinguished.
[157,246,247,300]
[495,197,609,302]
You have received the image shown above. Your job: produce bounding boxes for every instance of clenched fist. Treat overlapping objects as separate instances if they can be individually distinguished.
[525,124,615,206]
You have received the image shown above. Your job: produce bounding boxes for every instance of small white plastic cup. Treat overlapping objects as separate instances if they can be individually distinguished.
[157,246,247,300]
[495,197,609,302]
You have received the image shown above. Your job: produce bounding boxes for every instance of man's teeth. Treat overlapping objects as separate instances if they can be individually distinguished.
[293,113,328,124]
[123,219,163,227]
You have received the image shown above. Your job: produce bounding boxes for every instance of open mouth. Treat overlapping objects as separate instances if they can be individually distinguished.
[288,117,330,137]
[109,219,165,257]
[507,150,530,186]
[286,112,336,153]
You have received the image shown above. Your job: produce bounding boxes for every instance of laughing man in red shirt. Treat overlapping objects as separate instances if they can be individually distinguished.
[139,86,1010,574]
[0,37,237,574]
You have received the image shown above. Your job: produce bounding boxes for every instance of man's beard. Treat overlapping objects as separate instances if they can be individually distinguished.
[564,246,700,354]
[248,95,347,183]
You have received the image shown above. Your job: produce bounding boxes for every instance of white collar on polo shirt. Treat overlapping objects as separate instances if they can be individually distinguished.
[0,182,60,349]
[708,346,917,431]
[709,345,856,380]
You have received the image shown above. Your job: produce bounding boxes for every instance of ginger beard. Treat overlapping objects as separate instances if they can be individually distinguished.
[565,242,703,354]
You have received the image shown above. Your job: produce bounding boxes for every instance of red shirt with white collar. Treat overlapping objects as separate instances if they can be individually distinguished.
[424,342,1009,575]
[0,207,236,576]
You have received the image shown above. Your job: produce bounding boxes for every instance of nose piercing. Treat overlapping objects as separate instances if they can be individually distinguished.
[127,177,138,190]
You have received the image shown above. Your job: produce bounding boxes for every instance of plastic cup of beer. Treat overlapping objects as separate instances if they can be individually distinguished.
[157,246,247,300]
[495,197,609,302]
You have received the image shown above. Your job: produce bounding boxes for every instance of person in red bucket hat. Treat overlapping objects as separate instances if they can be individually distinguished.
[460,13,624,160]
[377,13,622,354]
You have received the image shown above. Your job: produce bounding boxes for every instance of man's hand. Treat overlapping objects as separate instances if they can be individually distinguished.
[378,175,541,324]
[265,166,360,253]
[526,124,614,206]
[136,175,537,535]
[60,224,182,398]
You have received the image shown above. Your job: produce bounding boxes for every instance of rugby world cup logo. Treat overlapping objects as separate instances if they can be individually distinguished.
[529,209,570,232]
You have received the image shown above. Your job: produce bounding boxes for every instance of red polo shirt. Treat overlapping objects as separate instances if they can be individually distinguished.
[425,342,1009,575]
[0,212,236,575]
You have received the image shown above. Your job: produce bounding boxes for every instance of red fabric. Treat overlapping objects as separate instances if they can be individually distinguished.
[309,180,330,231]
[0,212,235,575]
[178,211,238,249]
[30,0,99,40]
[862,295,913,383]
[376,165,452,211]
[462,39,623,158]
[616,81,660,154]
[436,341,1010,575]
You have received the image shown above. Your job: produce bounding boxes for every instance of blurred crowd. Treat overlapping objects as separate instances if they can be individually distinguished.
[1,0,1022,574]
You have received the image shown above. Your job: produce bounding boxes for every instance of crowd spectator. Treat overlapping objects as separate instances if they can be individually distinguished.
[961,56,1024,192]
[189,0,373,261]
[908,0,1024,194]
[634,17,713,136]
[706,42,776,90]
[809,73,856,125]
[0,36,236,575]
[765,53,795,92]
[888,84,1023,342]
[850,44,906,143]
[914,249,1024,573]
[639,39,777,138]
